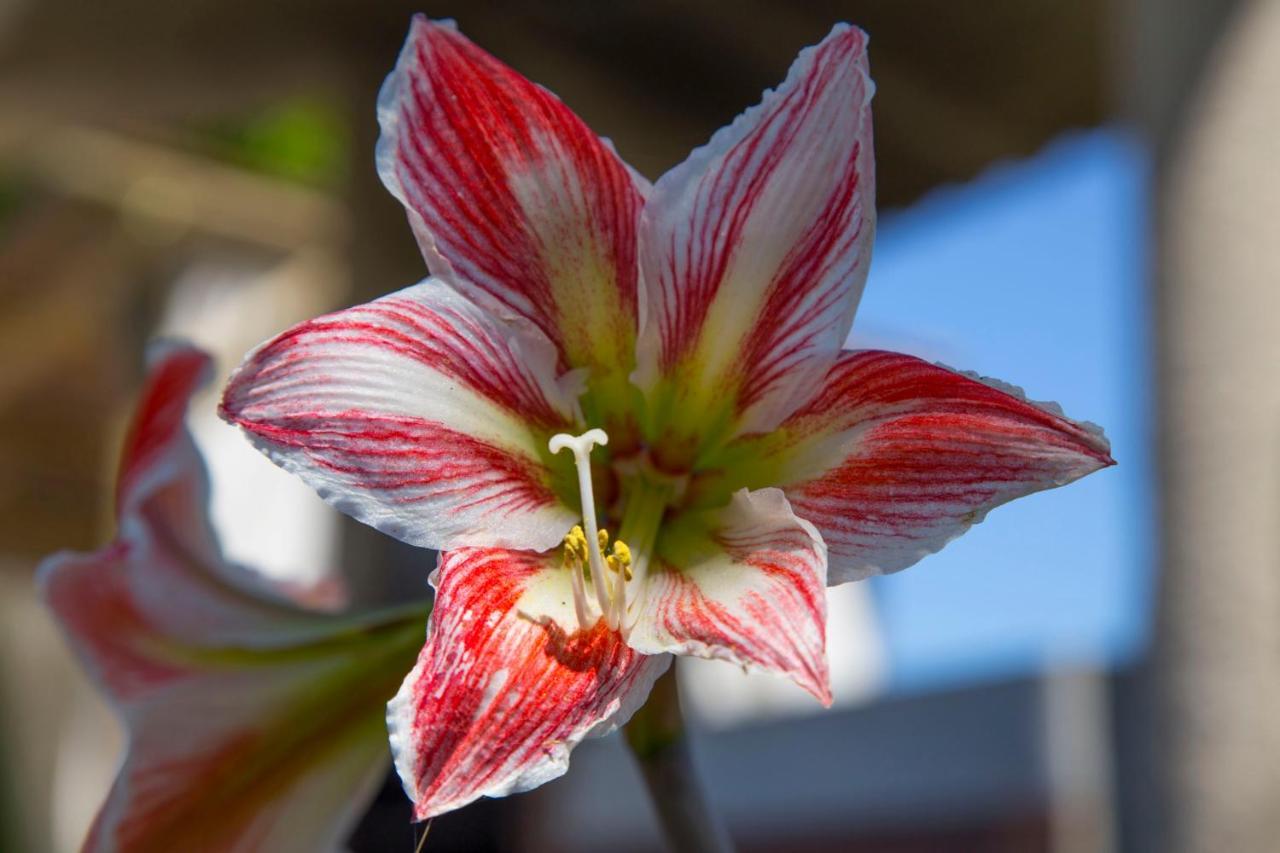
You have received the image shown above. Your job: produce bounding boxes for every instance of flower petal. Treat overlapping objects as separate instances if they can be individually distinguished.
[378,16,646,404]
[634,24,875,455]
[115,340,213,514]
[770,350,1114,583]
[39,342,429,853]
[107,343,350,646]
[221,280,580,552]
[388,547,669,821]
[628,488,830,704]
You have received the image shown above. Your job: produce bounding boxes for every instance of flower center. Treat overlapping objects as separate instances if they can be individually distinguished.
[550,429,678,635]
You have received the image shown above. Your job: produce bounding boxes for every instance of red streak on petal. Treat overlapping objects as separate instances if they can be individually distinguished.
[228,412,556,517]
[117,347,210,512]
[792,350,1112,459]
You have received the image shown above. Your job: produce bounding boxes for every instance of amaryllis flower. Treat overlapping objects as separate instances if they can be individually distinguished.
[220,17,1113,821]
[39,342,428,852]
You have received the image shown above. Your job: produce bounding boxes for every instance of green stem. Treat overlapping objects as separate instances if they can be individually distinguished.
[625,666,735,853]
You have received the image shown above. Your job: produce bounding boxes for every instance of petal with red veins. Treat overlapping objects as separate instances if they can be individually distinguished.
[113,343,351,646]
[115,340,213,515]
[767,350,1115,584]
[377,16,646,405]
[40,342,429,853]
[635,24,875,457]
[628,488,831,704]
[221,280,581,553]
[388,547,669,821]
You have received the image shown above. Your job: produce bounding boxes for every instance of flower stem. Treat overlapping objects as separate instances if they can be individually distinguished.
[624,666,735,853]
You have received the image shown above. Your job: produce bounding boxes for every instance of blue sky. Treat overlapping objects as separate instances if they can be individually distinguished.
[851,130,1154,692]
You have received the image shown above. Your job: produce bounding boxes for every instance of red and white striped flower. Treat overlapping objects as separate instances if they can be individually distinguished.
[221,17,1114,822]
[40,343,427,852]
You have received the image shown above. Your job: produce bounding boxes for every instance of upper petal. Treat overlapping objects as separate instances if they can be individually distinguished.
[220,280,580,553]
[635,24,875,458]
[387,547,669,821]
[628,488,831,704]
[766,350,1114,584]
[377,16,646,410]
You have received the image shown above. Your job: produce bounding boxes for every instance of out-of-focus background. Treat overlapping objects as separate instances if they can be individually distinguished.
[0,0,1275,851]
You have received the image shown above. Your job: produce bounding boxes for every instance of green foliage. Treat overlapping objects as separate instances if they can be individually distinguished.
[195,98,349,189]
[0,173,29,234]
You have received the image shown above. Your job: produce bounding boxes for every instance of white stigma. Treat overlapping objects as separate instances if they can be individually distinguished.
[549,429,618,630]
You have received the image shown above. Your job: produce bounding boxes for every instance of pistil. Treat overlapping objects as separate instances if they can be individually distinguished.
[550,429,620,630]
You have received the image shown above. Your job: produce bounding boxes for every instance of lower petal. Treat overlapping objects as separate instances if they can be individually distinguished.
[387,547,668,821]
[628,488,831,704]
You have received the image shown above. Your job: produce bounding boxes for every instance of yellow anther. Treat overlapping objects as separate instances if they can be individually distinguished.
[563,525,592,571]
[605,539,633,581]
[566,524,635,581]
[566,525,587,557]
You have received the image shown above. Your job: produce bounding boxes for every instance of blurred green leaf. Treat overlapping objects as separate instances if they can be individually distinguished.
[194,98,349,189]
[0,174,28,234]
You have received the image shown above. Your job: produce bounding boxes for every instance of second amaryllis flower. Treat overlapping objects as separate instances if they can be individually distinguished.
[221,16,1113,822]
[41,343,428,852]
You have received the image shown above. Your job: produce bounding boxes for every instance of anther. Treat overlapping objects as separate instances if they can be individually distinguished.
[609,541,633,581]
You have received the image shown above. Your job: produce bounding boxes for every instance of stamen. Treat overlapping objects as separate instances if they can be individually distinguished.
[607,539,631,627]
[562,525,590,629]
[550,429,618,629]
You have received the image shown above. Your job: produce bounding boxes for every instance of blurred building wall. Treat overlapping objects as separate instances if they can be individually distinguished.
[1126,0,1280,850]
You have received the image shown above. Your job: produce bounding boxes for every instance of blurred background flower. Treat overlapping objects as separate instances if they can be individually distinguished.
[0,1,1272,852]
[39,342,429,853]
